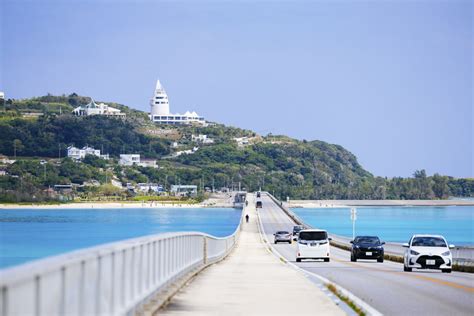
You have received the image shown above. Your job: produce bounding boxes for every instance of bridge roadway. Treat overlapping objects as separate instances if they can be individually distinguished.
[159,195,345,315]
[259,194,474,315]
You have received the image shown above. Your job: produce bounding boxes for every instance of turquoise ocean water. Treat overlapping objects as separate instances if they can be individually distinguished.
[292,206,474,246]
[0,208,241,269]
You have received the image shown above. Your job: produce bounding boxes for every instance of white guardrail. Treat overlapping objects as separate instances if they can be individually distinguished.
[0,215,243,316]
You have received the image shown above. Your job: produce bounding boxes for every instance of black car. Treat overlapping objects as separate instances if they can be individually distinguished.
[350,236,385,262]
[256,192,261,198]
[256,200,262,208]
[292,225,303,236]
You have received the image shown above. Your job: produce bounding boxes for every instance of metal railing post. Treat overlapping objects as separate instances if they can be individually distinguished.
[203,236,208,265]
[110,252,115,315]
[34,275,40,316]
[59,267,66,316]
[96,256,102,315]
[78,260,85,316]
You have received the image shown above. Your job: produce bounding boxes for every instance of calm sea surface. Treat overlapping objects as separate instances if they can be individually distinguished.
[292,206,474,246]
[0,208,241,269]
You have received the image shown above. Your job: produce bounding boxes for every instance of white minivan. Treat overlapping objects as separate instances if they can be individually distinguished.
[296,229,331,262]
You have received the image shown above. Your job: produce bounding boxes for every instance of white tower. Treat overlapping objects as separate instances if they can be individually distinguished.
[150,79,170,116]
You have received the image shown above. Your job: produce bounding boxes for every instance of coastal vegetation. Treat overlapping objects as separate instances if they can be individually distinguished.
[0,94,472,203]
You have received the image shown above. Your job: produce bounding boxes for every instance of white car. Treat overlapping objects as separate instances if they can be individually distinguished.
[296,229,331,262]
[403,234,454,273]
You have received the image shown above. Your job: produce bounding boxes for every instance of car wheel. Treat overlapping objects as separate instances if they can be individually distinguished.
[351,255,356,262]
[404,265,412,272]
[377,257,384,263]
[442,269,452,273]
[289,241,292,244]
[296,258,301,262]
[324,258,330,262]
[274,241,277,244]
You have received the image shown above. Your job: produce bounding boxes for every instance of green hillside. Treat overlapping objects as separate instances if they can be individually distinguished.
[0,94,472,202]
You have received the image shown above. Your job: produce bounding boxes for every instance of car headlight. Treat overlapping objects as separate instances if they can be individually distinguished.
[442,251,451,256]
[354,245,360,249]
[410,250,419,255]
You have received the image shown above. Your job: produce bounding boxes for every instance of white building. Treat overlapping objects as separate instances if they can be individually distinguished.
[119,154,158,168]
[67,146,108,160]
[73,99,125,117]
[140,159,158,168]
[175,147,199,157]
[192,134,214,144]
[234,137,250,147]
[0,91,4,101]
[150,80,205,125]
[137,183,163,193]
[170,185,198,197]
[119,154,140,166]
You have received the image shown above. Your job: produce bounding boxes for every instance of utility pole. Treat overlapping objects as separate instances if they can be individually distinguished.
[58,144,61,159]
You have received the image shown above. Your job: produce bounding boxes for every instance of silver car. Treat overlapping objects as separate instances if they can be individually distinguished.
[274,231,292,244]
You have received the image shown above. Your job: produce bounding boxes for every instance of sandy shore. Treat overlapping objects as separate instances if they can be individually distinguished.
[289,199,474,208]
[0,196,235,209]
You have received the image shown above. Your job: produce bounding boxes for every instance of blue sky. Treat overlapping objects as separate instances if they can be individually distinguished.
[1,0,472,178]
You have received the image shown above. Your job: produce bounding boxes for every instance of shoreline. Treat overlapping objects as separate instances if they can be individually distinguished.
[0,201,234,209]
[289,199,474,208]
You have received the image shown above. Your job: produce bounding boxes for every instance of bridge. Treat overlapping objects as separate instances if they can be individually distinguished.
[1,193,473,315]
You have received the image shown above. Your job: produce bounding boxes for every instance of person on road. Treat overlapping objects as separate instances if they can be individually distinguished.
[245,214,249,223]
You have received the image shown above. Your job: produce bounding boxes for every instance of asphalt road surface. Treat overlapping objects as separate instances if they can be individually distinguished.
[258,194,474,315]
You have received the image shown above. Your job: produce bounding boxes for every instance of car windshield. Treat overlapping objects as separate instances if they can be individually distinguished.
[411,237,447,247]
[355,237,380,244]
[299,231,327,241]
[276,231,289,235]
[293,226,303,232]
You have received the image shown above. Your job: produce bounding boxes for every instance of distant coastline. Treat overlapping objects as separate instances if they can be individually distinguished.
[0,200,234,209]
[289,199,474,208]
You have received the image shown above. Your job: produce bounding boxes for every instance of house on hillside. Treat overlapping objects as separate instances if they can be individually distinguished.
[191,134,214,144]
[119,154,140,166]
[72,98,125,117]
[119,154,157,168]
[234,137,249,147]
[140,158,158,168]
[175,147,199,157]
[67,146,109,160]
